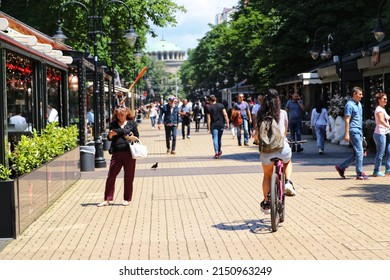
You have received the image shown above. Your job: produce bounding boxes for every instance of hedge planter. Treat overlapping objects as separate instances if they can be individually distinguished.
[0,147,80,239]
[0,180,17,238]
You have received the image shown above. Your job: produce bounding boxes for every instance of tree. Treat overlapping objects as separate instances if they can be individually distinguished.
[181,0,383,96]
[144,54,169,101]
[1,0,185,82]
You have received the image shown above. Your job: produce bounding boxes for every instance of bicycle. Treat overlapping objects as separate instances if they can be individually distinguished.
[268,140,307,232]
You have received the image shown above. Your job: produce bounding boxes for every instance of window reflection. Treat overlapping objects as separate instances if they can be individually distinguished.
[6,52,33,132]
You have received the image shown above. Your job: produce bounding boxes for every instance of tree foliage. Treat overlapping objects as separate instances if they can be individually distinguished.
[181,0,383,96]
[1,0,185,81]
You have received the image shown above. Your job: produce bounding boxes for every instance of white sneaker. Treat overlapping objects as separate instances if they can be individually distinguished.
[97,201,109,207]
[122,200,130,206]
[284,180,296,196]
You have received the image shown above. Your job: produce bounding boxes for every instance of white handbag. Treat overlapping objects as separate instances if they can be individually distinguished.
[129,140,148,159]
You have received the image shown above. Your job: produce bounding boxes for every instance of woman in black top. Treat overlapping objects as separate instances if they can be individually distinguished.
[98,106,139,207]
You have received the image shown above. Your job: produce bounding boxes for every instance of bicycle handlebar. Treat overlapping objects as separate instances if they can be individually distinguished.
[288,140,307,144]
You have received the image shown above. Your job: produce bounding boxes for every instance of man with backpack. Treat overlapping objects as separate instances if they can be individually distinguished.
[234,93,252,146]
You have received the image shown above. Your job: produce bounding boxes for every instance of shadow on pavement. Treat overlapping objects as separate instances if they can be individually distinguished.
[212,219,275,234]
[343,184,390,204]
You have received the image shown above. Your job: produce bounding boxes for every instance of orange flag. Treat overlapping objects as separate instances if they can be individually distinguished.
[128,66,148,92]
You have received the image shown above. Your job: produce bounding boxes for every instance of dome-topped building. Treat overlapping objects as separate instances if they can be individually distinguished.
[147,38,186,74]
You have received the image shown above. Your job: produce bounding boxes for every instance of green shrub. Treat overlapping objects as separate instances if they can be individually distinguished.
[5,123,79,178]
[0,164,12,181]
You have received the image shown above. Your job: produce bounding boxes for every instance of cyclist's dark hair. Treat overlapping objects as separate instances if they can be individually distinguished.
[256,88,280,127]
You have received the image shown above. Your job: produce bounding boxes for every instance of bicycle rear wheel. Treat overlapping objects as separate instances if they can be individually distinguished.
[270,173,280,232]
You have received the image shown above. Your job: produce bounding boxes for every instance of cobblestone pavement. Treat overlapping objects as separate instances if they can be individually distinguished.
[1,119,390,260]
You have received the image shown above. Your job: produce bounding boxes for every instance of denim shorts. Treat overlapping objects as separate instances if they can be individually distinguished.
[259,139,292,165]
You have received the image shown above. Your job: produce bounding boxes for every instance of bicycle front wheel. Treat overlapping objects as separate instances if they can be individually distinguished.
[270,173,280,232]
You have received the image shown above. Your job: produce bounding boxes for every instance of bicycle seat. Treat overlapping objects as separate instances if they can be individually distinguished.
[270,157,282,163]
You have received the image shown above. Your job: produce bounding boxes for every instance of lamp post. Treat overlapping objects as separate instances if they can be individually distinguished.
[309,26,344,95]
[53,0,138,168]
[373,0,387,42]
[108,27,118,121]
[309,26,332,60]
[361,32,372,58]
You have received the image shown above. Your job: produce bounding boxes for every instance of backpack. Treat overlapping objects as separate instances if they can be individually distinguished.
[230,109,242,127]
[258,117,284,154]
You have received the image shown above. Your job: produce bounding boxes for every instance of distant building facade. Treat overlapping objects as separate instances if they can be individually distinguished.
[146,38,186,74]
[215,7,236,24]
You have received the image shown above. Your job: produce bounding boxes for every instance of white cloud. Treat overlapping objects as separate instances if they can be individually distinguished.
[146,0,238,52]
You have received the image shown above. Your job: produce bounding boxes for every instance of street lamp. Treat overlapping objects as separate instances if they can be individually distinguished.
[108,27,118,119]
[309,26,332,60]
[53,0,138,168]
[309,26,344,95]
[134,39,143,63]
[373,0,387,42]
[361,32,375,58]
[319,34,333,60]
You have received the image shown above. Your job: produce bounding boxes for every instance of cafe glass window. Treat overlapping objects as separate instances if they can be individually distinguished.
[46,66,62,124]
[6,52,33,132]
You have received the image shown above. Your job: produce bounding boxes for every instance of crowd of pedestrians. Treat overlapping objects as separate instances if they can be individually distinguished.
[98,87,390,207]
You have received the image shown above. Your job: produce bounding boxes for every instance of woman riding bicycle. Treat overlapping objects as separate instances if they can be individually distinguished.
[255,89,296,214]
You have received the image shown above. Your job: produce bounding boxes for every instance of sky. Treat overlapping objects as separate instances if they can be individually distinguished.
[146,0,238,52]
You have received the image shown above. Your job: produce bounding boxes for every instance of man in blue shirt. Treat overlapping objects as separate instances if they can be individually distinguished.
[336,87,368,180]
[87,108,94,125]
[285,92,305,152]
[158,96,180,154]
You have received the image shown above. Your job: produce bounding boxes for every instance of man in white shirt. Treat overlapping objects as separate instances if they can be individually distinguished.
[9,108,27,131]
[48,104,59,123]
